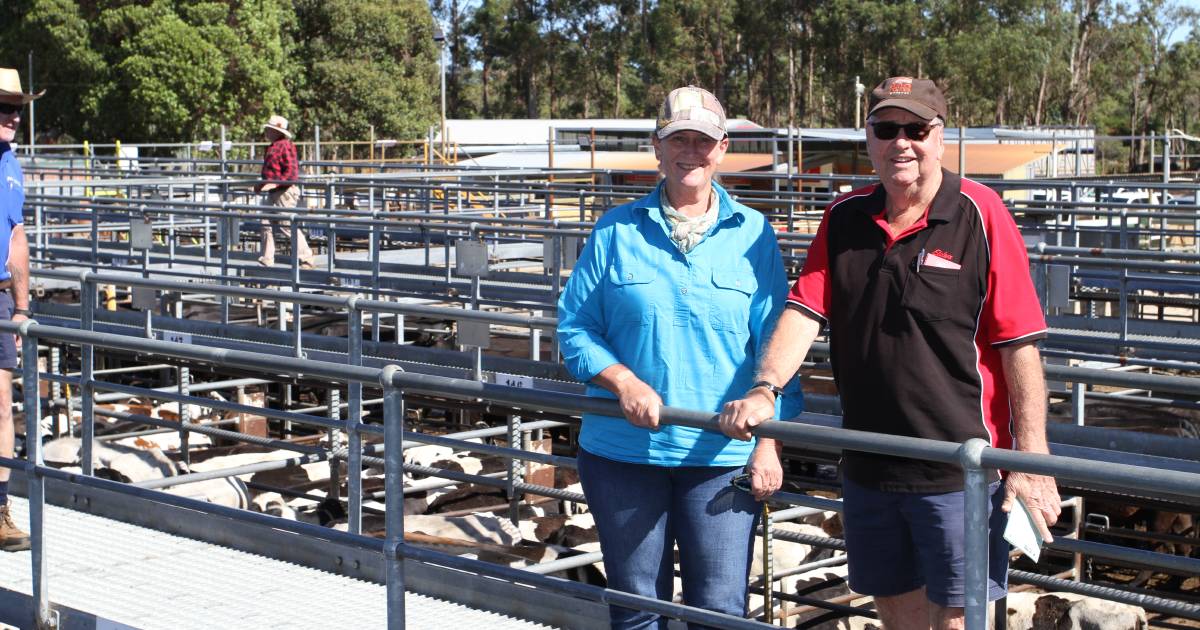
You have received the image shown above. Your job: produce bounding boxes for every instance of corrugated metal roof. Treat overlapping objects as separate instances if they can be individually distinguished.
[438,119,762,145]
[457,149,775,173]
[945,143,1053,176]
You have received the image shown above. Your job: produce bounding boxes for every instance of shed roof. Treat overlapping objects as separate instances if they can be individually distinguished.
[457,149,775,173]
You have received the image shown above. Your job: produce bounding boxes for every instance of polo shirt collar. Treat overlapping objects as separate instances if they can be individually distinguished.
[860,167,963,224]
[927,169,963,223]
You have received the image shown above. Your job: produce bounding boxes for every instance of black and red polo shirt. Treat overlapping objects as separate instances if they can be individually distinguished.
[788,169,1046,493]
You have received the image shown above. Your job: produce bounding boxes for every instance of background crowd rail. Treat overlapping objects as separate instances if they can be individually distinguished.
[21,201,1200,374]
[27,265,1200,438]
[1,322,1199,628]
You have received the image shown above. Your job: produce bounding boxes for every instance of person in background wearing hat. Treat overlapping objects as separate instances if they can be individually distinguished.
[255,114,314,269]
[558,85,801,628]
[719,77,1060,629]
[0,67,38,552]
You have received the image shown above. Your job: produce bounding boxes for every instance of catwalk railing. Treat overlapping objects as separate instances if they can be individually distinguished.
[1,320,1198,629]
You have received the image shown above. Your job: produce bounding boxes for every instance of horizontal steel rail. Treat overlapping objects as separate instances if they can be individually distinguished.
[2,320,1199,628]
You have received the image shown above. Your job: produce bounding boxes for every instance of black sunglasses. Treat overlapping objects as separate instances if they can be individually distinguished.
[0,103,21,116]
[870,121,939,141]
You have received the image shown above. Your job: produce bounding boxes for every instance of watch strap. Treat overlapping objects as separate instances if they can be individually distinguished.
[751,380,785,399]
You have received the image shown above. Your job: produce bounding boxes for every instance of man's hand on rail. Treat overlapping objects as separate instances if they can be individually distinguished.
[1002,471,1061,543]
[746,440,783,500]
[615,375,663,431]
[718,389,776,441]
[10,311,26,348]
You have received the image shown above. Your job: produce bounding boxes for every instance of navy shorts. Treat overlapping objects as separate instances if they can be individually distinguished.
[0,292,15,370]
[842,477,1010,607]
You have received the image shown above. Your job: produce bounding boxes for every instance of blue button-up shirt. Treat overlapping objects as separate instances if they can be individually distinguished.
[0,144,25,280]
[557,181,802,466]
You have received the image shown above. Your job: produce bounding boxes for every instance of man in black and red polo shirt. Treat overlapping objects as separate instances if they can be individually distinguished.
[719,77,1060,629]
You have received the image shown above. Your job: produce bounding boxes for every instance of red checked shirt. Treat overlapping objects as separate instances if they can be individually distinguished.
[261,137,298,187]
[788,169,1047,493]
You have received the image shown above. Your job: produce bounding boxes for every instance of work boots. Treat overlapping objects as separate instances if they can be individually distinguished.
[0,503,30,552]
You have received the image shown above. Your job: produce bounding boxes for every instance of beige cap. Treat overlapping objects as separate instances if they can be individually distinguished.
[655,86,727,140]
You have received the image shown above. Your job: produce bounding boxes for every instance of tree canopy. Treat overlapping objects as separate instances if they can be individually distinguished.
[0,0,438,143]
[434,0,1200,139]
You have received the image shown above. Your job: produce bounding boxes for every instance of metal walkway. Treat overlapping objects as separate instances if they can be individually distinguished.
[0,498,553,630]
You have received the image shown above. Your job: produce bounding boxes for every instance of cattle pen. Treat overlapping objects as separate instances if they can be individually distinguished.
[0,144,1198,630]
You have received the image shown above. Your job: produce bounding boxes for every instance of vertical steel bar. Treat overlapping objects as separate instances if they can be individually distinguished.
[763,503,774,625]
[506,414,521,525]
[219,207,230,325]
[347,298,364,534]
[327,387,341,506]
[168,193,176,269]
[90,208,99,272]
[22,330,50,628]
[293,298,303,360]
[178,366,191,468]
[443,191,452,287]
[80,274,95,476]
[1071,382,1086,427]
[960,439,990,630]
[381,368,406,629]
[1118,209,1129,345]
[49,347,60,436]
[530,310,542,362]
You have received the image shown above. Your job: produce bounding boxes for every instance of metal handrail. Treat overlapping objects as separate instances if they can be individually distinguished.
[2,319,1199,628]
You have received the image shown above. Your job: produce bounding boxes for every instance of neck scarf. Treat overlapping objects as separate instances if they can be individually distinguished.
[660,187,719,254]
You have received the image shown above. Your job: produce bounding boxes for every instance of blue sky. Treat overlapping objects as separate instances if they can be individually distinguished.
[1172,0,1199,43]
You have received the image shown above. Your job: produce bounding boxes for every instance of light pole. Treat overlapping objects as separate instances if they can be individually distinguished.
[432,26,446,158]
[854,75,866,130]
[27,51,35,156]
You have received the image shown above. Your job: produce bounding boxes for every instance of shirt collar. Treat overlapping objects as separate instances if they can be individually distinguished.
[635,180,744,227]
[858,167,962,224]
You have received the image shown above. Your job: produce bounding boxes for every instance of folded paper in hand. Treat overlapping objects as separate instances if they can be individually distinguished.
[1003,496,1044,563]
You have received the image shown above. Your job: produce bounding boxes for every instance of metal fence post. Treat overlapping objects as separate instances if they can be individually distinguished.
[178,366,191,468]
[20,324,51,628]
[506,414,522,525]
[347,297,364,534]
[48,347,60,436]
[327,387,342,509]
[381,365,406,629]
[80,272,95,476]
[959,438,991,630]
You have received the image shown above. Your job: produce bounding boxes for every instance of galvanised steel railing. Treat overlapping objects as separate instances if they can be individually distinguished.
[1,319,1198,629]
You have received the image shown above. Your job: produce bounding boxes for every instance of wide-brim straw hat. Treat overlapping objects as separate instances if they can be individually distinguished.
[262,114,293,139]
[0,68,45,105]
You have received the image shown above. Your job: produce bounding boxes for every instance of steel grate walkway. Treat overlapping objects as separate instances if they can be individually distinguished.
[0,498,554,629]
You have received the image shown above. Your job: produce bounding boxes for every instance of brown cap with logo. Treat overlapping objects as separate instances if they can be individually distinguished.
[868,77,946,122]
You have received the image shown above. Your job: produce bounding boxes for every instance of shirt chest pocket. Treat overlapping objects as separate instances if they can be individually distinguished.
[608,262,658,325]
[900,267,960,322]
[709,269,757,332]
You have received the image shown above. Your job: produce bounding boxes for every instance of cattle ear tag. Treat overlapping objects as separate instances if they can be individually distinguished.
[1003,496,1044,563]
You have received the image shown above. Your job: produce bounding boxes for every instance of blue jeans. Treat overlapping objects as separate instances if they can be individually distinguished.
[576,448,760,630]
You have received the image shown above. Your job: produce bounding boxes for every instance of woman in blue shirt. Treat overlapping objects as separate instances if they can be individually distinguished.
[557,86,801,629]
